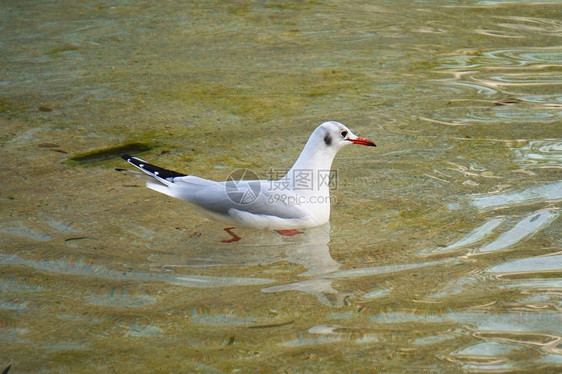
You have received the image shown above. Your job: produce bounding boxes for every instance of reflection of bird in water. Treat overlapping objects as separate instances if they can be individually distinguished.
[149,223,339,276]
[122,121,375,242]
[263,278,351,307]
[148,223,350,306]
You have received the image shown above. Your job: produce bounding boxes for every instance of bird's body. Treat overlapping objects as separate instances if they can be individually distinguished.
[122,121,375,238]
[145,176,317,230]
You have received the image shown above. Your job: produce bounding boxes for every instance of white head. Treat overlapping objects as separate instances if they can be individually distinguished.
[289,121,376,173]
[313,121,376,151]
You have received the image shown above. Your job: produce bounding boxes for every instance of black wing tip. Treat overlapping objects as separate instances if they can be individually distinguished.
[122,154,146,167]
[121,154,187,179]
[3,365,11,374]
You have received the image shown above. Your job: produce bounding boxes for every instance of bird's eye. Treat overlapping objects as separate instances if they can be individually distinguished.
[340,130,348,138]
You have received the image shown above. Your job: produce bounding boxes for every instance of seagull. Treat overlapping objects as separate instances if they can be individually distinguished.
[122,121,375,242]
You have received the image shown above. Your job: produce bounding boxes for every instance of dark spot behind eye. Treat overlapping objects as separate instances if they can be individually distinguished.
[324,133,332,146]
[340,130,348,138]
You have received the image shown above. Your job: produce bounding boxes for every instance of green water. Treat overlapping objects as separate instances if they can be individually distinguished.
[1,0,561,372]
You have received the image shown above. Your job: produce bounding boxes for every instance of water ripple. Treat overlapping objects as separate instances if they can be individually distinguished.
[479,209,558,253]
[488,254,562,275]
[434,47,562,108]
[0,252,274,288]
[512,140,562,167]
[471,181,562,210]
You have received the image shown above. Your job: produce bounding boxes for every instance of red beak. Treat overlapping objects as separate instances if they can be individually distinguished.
[350,137,376,147]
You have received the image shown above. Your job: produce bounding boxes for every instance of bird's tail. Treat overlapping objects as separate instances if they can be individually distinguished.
[121,154,186,186]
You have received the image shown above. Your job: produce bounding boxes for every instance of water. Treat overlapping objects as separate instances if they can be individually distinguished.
[1,0,561,372]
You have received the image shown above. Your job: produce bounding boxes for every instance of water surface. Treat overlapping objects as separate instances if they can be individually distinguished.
[1,0,561,372]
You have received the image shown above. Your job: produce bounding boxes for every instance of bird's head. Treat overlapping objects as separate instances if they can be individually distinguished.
[316,121,376,151]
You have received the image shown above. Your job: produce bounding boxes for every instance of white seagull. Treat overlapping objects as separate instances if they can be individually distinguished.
[122,121,375,242]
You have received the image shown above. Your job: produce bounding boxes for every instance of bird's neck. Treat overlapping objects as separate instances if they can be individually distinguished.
[289,147,337,173]
[282,140,338,195]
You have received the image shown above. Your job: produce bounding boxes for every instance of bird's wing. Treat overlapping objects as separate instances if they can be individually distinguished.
[122,155,185,185]
[121,155,308,220]
[171,179,308,220]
